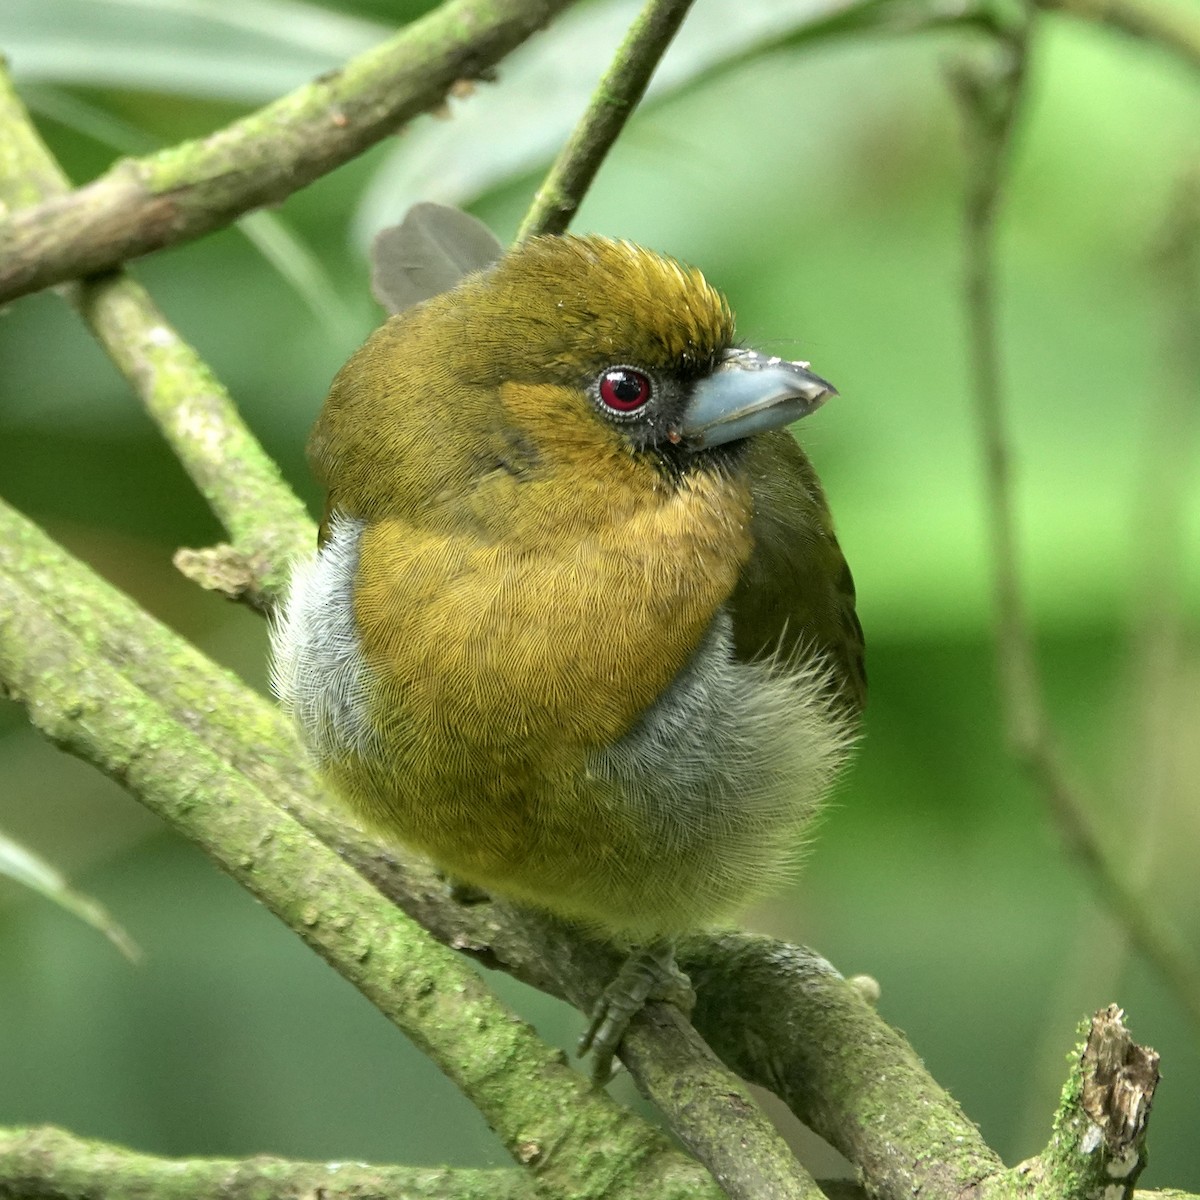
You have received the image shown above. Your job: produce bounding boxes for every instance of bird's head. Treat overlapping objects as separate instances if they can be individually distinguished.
[310,233,835,531]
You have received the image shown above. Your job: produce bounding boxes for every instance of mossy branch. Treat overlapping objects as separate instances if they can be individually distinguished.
[0,0,1193,311]
[0,0,576,307]
[0,497,1189,1200]
[0,70,314,607]
[516,0,697,241]
[0,505,718,1200]
[1034,1007,1160,1200]
[0,1127,536,1200]
[3,1123,1195,1200]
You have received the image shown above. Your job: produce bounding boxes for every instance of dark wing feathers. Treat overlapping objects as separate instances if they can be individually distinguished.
[731,430,866,713]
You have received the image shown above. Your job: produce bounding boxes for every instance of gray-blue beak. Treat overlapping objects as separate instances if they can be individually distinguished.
[675,348,837,449]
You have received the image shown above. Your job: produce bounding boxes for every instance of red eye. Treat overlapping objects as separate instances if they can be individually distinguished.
[598,367,652,413]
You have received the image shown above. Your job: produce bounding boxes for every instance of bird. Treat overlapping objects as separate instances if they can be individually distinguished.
[271,204,865,1080]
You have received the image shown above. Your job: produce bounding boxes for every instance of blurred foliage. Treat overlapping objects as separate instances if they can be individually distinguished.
[0,0,1198,1189]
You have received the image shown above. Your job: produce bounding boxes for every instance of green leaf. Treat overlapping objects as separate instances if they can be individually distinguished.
[0,828,140,961]
[2,0,387,102]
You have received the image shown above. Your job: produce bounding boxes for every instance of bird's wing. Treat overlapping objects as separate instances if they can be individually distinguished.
[730,429,866,713]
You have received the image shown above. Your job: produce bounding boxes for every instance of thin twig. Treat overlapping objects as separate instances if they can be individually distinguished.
[516,0,696,241]
[1017,176,1200,1157]
[1126,171,1200,860]
[951,18,1200,1033]
[0,0,575,306]
[0,68,315,606]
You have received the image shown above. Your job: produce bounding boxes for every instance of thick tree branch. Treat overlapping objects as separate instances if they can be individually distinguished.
[0,548,721,1200]
[683,936,1004,1200]
[0,0,575,306]
[0,496,989,1200]
[0,498,1193,1199]
[0,1127,535,1200]
[6,1116,1194,1200]
[0,1126,887,1200]
[516,0,696,241]
[0,498,824,1200]
[0,70,314,606]
[951,18,1200,1035]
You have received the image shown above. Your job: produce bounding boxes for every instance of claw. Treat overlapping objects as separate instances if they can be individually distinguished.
[578,938,696,1085]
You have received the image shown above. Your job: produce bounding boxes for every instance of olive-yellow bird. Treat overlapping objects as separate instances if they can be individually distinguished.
[272,205,865,1079]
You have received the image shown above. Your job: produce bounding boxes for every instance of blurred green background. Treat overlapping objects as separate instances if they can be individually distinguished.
[1,0,1198,1188]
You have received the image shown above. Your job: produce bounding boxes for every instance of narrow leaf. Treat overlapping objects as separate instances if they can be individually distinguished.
[2,0,386,102]
[0,829,140,961]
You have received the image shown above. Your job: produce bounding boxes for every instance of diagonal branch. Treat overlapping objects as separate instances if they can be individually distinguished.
[516,0,697,241]
[0,528,719,1200]
[0,0,575,307]
[0,70,314,607]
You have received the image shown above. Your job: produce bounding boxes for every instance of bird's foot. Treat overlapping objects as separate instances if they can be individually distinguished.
[578,938,695,1085]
